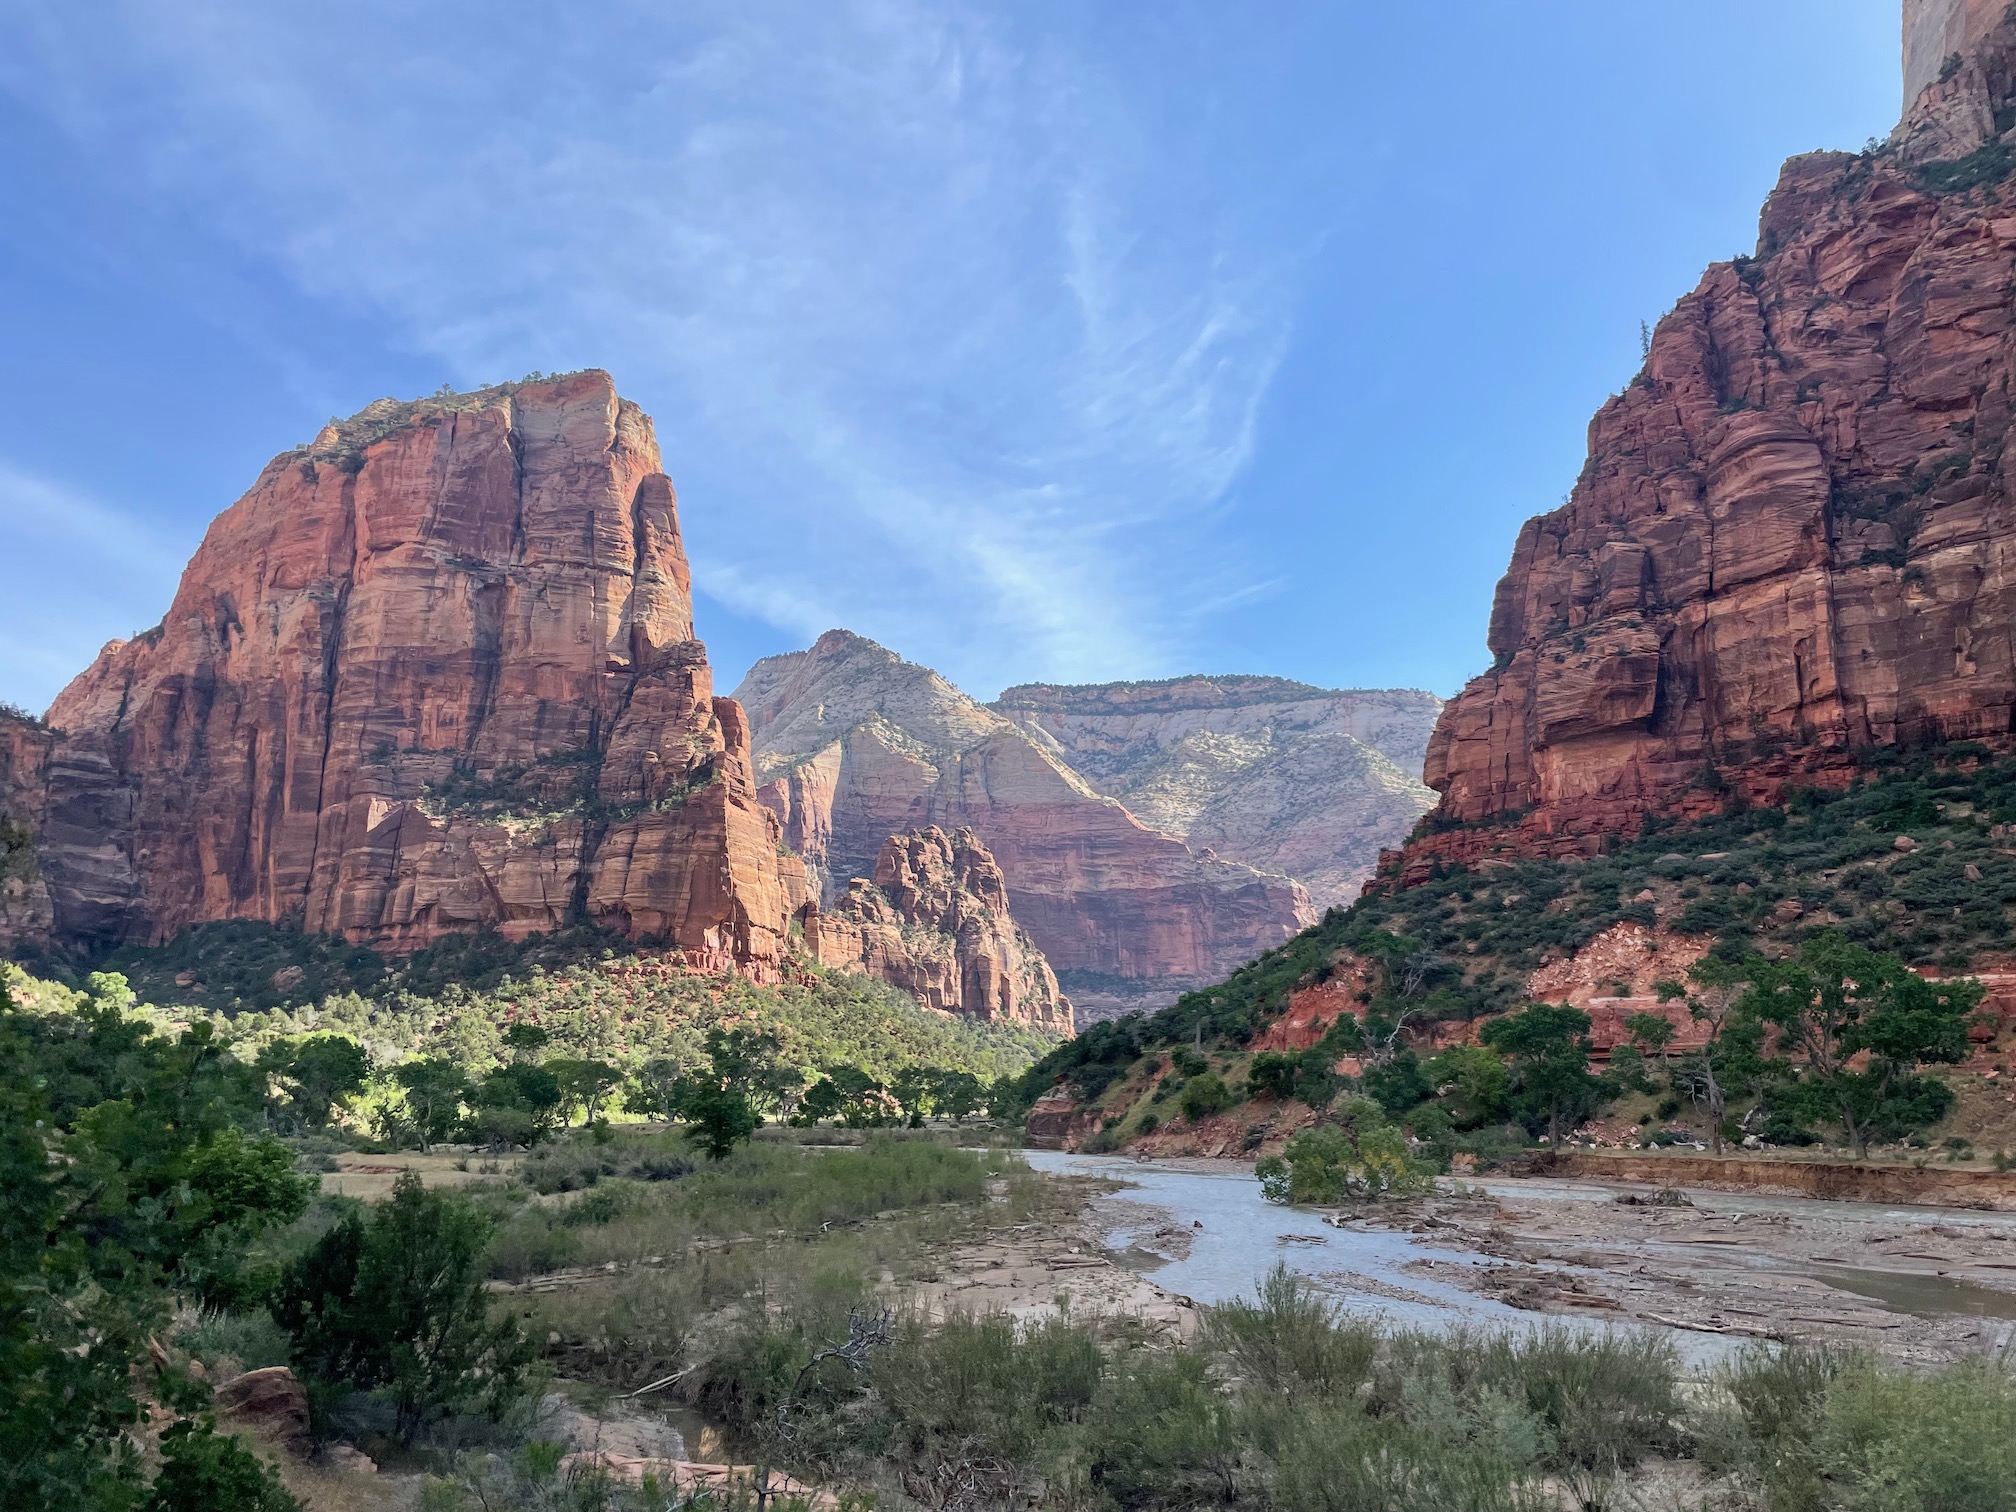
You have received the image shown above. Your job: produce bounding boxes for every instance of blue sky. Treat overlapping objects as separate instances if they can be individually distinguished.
[0,2,1898,714]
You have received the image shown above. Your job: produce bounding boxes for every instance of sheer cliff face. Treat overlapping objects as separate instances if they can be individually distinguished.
[992,678,1439,909]
[39,372,804,962]
[0,712,55,947]
[1418,13,2016,861]
[810,826,1074,1033]
[735,632,1315,1018]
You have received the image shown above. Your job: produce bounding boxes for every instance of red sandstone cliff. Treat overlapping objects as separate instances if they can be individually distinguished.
[36,372,806,963]
[0,711,55,948]
[808,826,1074,1033]
[1408,12,2016,871]
[735,632,1315,1022]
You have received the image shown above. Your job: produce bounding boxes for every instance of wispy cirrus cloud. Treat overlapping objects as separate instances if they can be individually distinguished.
[0,460,189,710]
[0,0,1298,695]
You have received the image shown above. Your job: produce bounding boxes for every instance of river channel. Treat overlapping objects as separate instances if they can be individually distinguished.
[1024,1150,2016,1363]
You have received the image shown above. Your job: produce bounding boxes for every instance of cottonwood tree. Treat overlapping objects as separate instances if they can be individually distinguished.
[1739,935,1983,1156]
[1653,959,1761,1157]
[1480,1003,1599,1150]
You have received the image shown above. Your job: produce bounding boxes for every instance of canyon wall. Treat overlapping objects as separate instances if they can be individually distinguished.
[0,711,56,949]
[1406,11,2016,873]
[993,677,1439,909]
[807,827,1074,1032]
[33,372,806,967]
[1905,0,2005,105]
[736,632,1315,1020]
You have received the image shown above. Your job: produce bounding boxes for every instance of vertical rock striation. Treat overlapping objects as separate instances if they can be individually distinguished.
[38,372,805,965]
[0,710,56,949]
[992,677,1440,909]
[735,632,1315,1020]
[1403,9,2016,875]
[808,826,1074,1032]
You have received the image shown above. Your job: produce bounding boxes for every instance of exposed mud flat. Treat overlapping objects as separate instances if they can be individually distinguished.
[1404,1174,2016,1366]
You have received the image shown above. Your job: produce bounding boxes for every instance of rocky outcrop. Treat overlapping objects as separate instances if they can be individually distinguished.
[735,632,1315,1021]
[808,827,1073,1032]
[0,710,56,949]
[993,677,1439,909]
[38,372,806,965]
[1405,10,2016,874]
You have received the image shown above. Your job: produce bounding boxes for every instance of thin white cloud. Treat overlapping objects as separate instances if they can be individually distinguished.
[0,0,1298,694]
[0,460,190,712]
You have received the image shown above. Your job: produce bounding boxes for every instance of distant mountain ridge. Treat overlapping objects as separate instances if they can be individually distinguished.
[734,631,1319,1022]
[735,632,1441,1021]
[993,676,1439,910]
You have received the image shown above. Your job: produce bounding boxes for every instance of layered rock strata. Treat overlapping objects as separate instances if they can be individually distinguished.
[1404,10,2016,876]
[37,372,806,965]
[0,710,56,948]
[735,632,1315,1020]
[807,826,1073,1032]
[993,677,1439,909]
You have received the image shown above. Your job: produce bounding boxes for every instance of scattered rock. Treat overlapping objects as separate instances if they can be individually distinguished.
[212,1367,310,1453]
[1613,1188,1694,1209]
[1894,835,1918,852]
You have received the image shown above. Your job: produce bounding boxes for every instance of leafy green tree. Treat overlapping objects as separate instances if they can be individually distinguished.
[392,1058,469,1153]
[627,1057,688,1122]
[1361,1050,1431,1116]
[1739,935,1983,1155]
[1655,961,1764,1155]
[713,1026,801,1115]
[1179,1071,1231,1122]
[549,1058,624,1127]
[467,1063,563,1148]
[501,1023,550,1060]
[141,1419,299,1512]
[0,978,308,1509]
[1480,1003,1599,1149]
[890,1066,942,1126]
[1255,1098,1430,1203]
[273,1172,535,1443]
[681,1079,760,1159]
[1246,1051,1299,1102]
[932,1068,985,1123]
[257,1034,370,1129]
[1426,1044,1509,1130]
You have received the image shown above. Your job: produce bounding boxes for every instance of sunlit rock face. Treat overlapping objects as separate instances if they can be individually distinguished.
[737,632,1315,1022]
[36,372,806,965]
[1397,10,2016,877]
[808,825,1075,1033]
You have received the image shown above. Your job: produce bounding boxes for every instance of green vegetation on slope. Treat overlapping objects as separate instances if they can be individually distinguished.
[1024,745,2016,1095]
[45,923,1054,1085]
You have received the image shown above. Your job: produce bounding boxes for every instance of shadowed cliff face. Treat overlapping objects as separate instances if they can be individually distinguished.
[31,372,806,963]
[992,677,1439,910]
[809,826,1074,1033]
[1408,11,2016,871]
[735,632,1315,1020]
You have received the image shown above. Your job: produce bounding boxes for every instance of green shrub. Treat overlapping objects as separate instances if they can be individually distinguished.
[1180,1071,1232,1122]
[1255,1100,1431,1203]
[1816,1356,2016,1511]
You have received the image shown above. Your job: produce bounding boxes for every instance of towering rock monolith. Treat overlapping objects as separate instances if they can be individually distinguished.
[37,372,806,965]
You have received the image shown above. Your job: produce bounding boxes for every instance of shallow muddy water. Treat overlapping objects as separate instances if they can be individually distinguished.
[1807,1264,2016,1321]
[1026,1149,1524,1325]
[1024,1151,2016,1362]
